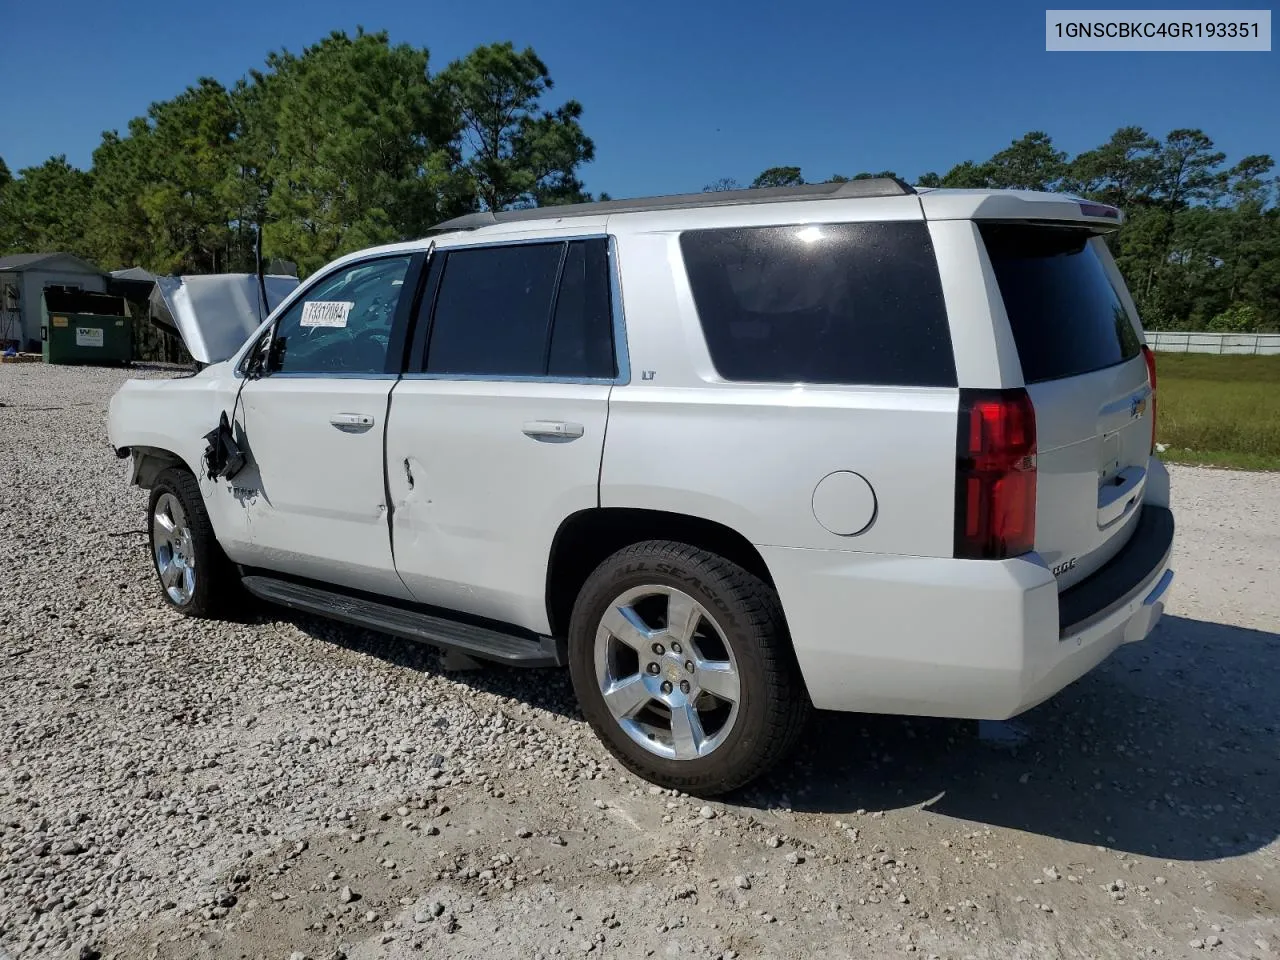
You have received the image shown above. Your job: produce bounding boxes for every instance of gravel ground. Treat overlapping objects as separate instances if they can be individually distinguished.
[1,364,1277,960]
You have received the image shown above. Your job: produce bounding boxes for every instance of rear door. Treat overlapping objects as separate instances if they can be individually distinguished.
[979,223,1152,588]
[385,236,619,632]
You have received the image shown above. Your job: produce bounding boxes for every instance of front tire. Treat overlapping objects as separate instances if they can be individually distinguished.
[148,467,238,619]
[568,541,810,796]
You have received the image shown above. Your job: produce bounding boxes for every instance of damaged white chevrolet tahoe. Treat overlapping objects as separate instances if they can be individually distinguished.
[108,179,1175,795]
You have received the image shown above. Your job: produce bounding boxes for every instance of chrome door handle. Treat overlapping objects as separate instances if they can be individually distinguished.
[330,413,375,431]
[522,420,584,441]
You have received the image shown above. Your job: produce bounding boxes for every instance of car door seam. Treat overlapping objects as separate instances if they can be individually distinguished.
[597,384,612,507]
[383,378,401,571]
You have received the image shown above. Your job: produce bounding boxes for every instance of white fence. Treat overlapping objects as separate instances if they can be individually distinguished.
[1146,331,1280,356]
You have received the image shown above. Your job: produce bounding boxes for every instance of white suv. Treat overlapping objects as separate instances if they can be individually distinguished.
[108,179,1175,795]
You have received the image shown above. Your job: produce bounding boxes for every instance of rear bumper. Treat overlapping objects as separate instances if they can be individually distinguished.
[764,504,1175,719]
[1058,504,1174,635]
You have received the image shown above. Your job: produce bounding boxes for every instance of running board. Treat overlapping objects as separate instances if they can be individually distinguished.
[241,575,565,668]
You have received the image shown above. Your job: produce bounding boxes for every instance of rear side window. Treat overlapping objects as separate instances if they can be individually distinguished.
[422,239,614,378]
[680,221,956,387]
[547,239,616,379]
[425,243,562,376]
[980,224,1141,384]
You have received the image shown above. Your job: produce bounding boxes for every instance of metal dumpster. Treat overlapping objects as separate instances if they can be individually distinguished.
[41,289,133,365]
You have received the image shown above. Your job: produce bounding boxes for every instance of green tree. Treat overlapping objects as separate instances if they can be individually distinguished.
[440,41,593,212]
[0,157,14,251]
[1139,130,1228,315]
[982,132,1067,191]
[0,156,94,256]
[84,124,158,270]
[1154,129,1226,210]
[1066,126,1160,207]
[1207,304,1262,332]
[85,79,243,273]
[921,126,1275,332]
[221,68,284,273]
[940,160,992,188]
[264,29,466,274]
[512,99,595,206]
[1219,154,1275,206]
[142,78,239,273]
[751,166,804,188]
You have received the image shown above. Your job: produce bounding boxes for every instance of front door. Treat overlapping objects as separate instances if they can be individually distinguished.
[238,253,420,598]
[385,237,619,631]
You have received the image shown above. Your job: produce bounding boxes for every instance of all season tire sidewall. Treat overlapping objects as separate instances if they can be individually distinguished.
[148,470,217,616]
[568,551,779,792]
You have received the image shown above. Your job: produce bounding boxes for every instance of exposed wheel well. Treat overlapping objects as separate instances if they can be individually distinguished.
[545,508,776,637]
[127,447,191,489]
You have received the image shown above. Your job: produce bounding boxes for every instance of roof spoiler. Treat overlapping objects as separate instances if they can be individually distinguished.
[428,177,917,233]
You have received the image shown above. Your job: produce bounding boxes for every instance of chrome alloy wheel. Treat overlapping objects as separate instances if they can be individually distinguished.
[152,492,196,605]
[594,585,742,761]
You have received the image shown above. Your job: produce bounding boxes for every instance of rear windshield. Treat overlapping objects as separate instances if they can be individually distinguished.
[981,224,1141,384]
[680,221,957,387]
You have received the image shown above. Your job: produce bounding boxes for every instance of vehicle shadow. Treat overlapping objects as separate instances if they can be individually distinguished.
[277,609,582,720]
[282,608,1278,862]
[745,614,1280,862]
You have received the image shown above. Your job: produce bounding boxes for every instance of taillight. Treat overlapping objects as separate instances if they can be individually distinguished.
[1142,344,1157,454]
[955,389,1037,560]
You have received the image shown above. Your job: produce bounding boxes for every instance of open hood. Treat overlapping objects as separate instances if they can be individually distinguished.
[150,273,300,365]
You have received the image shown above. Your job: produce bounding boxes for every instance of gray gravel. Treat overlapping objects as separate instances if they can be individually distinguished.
[1,364,1277,960]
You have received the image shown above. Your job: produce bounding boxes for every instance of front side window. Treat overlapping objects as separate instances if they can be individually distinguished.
[268,256,411,375]
[421,239,615,379]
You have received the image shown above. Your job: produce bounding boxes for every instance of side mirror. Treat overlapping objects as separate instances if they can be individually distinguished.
[266,336,287,374]
[243,333,282,379]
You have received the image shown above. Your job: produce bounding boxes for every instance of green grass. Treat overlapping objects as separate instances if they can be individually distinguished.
[1154,352,1280,471]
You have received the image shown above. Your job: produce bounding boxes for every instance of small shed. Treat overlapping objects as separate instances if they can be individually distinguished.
[0,253,107,352]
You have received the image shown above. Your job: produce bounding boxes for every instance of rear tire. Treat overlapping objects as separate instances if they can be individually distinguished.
[148,467,239,619]
[568,540,810,796]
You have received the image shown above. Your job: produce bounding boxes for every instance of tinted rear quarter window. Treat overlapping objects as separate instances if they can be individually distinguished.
[679,221,956,387]
[980,224,1141,384]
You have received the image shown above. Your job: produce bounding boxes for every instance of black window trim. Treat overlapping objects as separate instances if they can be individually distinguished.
[403,233,630,386]
[235,250,427,380]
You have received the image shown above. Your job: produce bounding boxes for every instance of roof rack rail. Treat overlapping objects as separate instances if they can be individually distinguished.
[428,177,916,233]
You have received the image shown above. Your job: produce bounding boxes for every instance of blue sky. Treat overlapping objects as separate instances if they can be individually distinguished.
[2,0,1275,197]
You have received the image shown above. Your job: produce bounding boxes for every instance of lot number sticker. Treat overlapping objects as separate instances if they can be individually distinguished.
[76,327,104,347]
[301,301,354,328]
